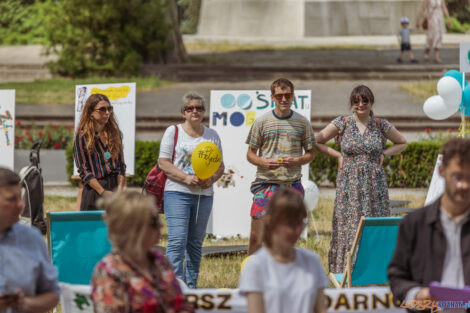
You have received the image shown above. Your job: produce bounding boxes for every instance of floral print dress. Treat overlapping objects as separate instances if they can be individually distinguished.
[91,249,194,313]
[424,0,446,49]
[328,116,392,273]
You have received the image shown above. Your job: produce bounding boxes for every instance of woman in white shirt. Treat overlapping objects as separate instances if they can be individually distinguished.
[158,92,224,289]
[239,188,328,313]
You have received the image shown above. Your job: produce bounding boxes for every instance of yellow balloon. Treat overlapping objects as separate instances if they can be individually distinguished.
[191,142,222,180]
[240,255,252,272]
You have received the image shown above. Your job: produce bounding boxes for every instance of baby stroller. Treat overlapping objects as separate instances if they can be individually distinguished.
[19,141,47,234]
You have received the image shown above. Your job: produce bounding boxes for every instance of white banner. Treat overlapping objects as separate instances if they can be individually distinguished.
[0,90,15,169]
[425,154,444,206]
[74,83,136,175]
[209,90,311,237]
[59,283,405,313]
[460,43,470,73]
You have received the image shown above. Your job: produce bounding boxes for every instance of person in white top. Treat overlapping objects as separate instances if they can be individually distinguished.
[158,92,225,289]
[239,188,328,313]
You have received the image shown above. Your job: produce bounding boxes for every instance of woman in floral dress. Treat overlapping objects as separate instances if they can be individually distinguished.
[416,0,451,63]
[315,85,407,274]
[91,191,194,313]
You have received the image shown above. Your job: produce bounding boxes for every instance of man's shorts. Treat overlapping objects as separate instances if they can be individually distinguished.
[250,180,304,219]
[401,43,411,51]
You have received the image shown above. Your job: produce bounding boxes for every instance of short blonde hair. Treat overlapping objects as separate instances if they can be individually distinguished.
[97,191,158,257]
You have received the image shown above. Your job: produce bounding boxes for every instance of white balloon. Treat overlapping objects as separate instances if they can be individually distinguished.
[437,76,462,108]
[302,180,319,212]
[423,95,456,120]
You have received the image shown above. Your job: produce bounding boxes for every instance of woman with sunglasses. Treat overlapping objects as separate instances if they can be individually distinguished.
[158,92,225,288]
[91,191,194,313]
[314,85,407,274]
[73,93,126,211]
[239,188,328,313]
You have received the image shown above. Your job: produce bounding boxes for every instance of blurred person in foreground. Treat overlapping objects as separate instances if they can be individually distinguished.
[388,138,470,304]
[91,191,194,313]
[0,167,60,313]
[239,189,328,313]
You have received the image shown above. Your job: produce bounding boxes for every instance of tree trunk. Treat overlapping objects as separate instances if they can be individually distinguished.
[163,0,188,63]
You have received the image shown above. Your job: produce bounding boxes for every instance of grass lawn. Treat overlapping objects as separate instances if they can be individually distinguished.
[185,41,378,54]
[399,80,436,103]
[44,194,425,288]
[1,76,170,106]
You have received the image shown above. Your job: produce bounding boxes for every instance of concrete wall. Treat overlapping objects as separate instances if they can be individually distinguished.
[197,0,421,37]
[305,0,421,36]
[198,0,306,38]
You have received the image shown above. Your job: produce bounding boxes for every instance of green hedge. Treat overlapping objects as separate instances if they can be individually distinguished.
[311,141,441,187]
[66,140,442,188]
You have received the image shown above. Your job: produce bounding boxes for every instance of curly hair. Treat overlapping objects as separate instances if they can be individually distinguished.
[76,94,122,160]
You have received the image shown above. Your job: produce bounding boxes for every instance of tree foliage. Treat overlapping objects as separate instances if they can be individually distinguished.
[0,0,47,45]
[43,0,187,77]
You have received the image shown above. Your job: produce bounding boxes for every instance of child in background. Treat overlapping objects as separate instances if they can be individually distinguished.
[239,188,328,313]
[397,17,417,63]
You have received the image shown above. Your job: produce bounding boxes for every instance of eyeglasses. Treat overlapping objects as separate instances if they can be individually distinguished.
[272,93,293,101]
[149,215,161,229]
[184,105,205,113]
[95,106,113,114]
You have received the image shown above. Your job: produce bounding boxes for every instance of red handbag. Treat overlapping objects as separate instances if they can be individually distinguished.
[143,125,178,213]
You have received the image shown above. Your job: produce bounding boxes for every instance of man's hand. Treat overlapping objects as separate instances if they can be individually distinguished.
[263,159,280,170]
[0,293,18,311]
[416,287,438,301]
[184,175,200,186]
[279,156,298,168]
[102,190,113,196]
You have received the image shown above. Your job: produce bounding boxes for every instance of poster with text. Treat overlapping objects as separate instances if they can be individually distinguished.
[209,90,311,237]
[0,90,15,169]
[74,83,136,176]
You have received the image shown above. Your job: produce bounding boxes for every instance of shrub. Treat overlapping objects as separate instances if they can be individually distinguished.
[43,0,180,76]
[0,0,48,45]
[310,141,442,188]
[446,16,470,34]
[178,0,201,34]
[66,140,443,188]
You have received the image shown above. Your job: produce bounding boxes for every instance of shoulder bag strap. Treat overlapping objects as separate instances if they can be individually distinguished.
[171,125,178,164]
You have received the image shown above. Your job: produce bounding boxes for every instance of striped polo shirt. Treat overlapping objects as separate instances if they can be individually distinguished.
[246,110,315,183]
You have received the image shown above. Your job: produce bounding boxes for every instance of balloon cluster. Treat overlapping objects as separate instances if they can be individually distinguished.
[423,70,469,120]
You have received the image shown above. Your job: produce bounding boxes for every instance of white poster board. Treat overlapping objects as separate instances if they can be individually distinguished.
[74,83,136,175]
[209,90,311,237]
[459,43,470,73]
[0,90,15,169]
[425,154,445,206]
[59,283,406,313]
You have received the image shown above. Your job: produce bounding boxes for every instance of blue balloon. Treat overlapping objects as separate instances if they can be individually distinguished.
[443,70,465,86]
[463,84,470,116]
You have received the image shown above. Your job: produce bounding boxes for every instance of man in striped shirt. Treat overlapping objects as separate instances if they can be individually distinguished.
[245,78,316,254]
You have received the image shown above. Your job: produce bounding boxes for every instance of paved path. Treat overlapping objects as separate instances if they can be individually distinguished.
[17,79,423,118]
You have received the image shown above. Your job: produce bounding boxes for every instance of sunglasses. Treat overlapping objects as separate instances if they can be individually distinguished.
[352,97,370,105]
[149,215,161,229]
[95,106,113,114]
[272,93,293,101]
[184,105,205,113]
